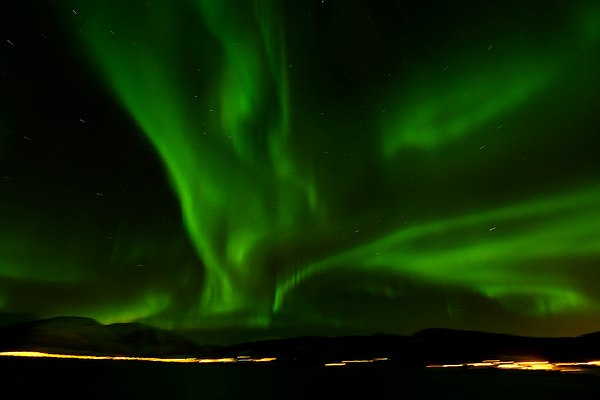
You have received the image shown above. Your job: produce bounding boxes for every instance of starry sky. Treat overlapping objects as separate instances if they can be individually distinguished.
[2,0,600,341]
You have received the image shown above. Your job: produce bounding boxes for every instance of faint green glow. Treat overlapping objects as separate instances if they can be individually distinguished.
[383,2,600,156]
[478,286,586,315]
[580,2,600,44]
[383,59,555,154]
[0,230,89,283]
[86,292,171,325]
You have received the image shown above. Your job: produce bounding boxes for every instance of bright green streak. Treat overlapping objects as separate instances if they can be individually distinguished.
[68,1,600,329]
[275,186,600,315]
[73,0,316,322]
[192,0,290,166]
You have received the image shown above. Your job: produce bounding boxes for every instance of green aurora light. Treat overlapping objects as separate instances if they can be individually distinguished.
[2,0,600,339]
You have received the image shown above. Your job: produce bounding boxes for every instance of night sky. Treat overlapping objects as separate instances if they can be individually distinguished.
[2,0,600,341]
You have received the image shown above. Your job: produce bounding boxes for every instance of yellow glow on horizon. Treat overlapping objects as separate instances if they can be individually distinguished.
[0,351,274,364]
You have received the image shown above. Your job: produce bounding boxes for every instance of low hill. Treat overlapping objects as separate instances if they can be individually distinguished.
[3,317,600,366]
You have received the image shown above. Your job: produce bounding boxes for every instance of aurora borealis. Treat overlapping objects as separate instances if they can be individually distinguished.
[2,1,600,340]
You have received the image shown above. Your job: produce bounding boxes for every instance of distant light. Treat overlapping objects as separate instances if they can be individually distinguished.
[324,362,346,367]
[426,359,600,373]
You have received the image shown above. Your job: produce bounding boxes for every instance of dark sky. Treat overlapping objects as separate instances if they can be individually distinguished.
[2,0,600,342]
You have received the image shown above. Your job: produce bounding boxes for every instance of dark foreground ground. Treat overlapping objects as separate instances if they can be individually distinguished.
[1,358,599,400]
